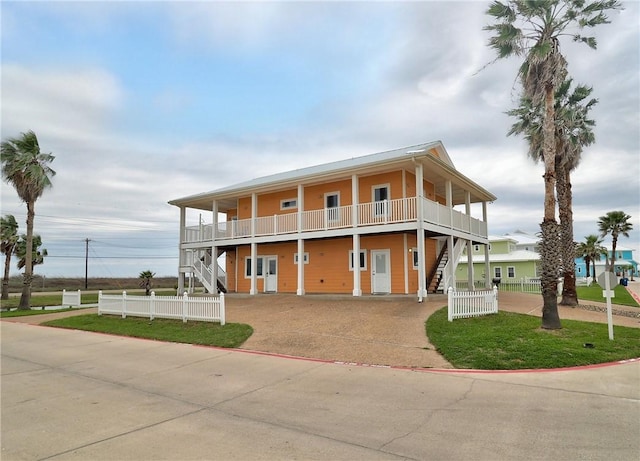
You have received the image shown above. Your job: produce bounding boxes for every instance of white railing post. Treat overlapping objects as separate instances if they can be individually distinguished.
[182,292,188,323]
[220,292,226,325]
[122,291,127,319]
[150,291,155,321]
[493,286,499,310]
[447,287,453,322]
[98,290,103,315]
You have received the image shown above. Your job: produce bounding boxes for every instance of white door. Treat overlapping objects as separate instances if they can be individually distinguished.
[264,257,278,292]
[371,250,391,294]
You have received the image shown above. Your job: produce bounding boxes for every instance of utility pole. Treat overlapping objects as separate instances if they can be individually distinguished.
[85,238,91,290]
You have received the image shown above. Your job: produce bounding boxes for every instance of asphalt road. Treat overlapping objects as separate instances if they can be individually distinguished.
[2,321,639,461]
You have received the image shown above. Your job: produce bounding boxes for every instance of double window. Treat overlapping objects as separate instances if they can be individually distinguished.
[349,249,367,271]
[245,257,264,278]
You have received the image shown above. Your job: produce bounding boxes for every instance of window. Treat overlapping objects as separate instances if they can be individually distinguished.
[494,267,502,279]
[280,198,297,210]
[293,252,309,264]
[349,250,367,271]
[245,257,264,278]
[507,266,515,278]
[474,244,480,252]
[325,192,340,222]
[412,248,419,269]
[373,185,389,217]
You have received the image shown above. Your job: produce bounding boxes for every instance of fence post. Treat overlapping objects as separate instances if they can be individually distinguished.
[122,291,127,319]
[182,292,188,323]
[220,292,226,326]
[76,289,81,306]
[150,291,155,321]
[447,286,453,322]
[98,290,103,316]
[493,285,499,312]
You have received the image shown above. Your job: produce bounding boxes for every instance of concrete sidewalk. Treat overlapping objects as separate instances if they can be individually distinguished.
[1,321,638,460]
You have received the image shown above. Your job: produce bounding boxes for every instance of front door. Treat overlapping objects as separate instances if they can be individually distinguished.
[264,256,278,292]
[371,250,391,294]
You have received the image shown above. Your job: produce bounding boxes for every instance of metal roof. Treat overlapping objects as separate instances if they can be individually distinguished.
[169,141,497,211]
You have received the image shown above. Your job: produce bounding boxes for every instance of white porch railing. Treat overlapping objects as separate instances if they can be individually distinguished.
[62,289,81,307]
[447,286,498,321]
[98,291,225,324]
[183,196,487,243]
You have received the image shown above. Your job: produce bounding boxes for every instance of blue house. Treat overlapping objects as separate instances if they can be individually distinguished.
[575,244,637,280]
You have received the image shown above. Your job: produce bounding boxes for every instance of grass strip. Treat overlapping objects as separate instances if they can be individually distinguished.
[576,284,638,307]
[43,314,253,348]
[426,308,640,370]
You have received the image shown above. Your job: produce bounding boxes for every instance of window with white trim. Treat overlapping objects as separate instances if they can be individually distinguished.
[280,198,297,210]
[494,267,502,279]
[245,257,264,278]
[325,192,340,222]
[293,252,309,264]
[372,185,390,217]
[412,248,419,269]
[349,250,367,271]
[507,266,515,278]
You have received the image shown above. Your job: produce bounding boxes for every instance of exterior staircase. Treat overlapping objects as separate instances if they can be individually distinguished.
[191,249,227,294]
[427,238,466,293]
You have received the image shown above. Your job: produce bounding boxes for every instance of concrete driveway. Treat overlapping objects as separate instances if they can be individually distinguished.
[2,320,639,460]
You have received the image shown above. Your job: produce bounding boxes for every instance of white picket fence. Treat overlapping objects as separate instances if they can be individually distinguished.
[98,291,225,325]
[447,286,499,322]
[62,289,82,307]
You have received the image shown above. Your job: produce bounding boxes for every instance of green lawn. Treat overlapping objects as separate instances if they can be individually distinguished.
[43,314,253,348]
[576,283,638,307]
[427,307,640,370]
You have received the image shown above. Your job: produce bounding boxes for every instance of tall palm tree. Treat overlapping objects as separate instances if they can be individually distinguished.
[15,234,48,271]
[1,131,56,309]
[485,0,621,329]
[598,211,633,273]
[139,270,156,296]
[1,214,19,300]
[576,234,607,280]
[508,79,597,306]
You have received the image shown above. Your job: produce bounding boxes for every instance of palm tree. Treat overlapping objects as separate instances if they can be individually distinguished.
[1,214,19,300]
[1,130,56,309]
[139,270,156,296]
[598,211,633,273]
[508,79,597,306]
[575,234,607,280]
[485,0,621,329]
[15,234,48,271]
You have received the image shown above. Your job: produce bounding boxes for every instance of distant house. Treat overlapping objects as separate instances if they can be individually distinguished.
[169,141,496,298]
[455,233,540,286]
[575,244,638,279]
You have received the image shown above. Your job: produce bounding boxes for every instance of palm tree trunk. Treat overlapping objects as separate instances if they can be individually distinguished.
[610,237,617,274]
[18,201,34,309]
[540,82,561,329]
[557,165,578,306]
[2,254,11,300]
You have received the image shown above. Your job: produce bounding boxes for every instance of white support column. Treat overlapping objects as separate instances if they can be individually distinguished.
[297,184,305,296]
[250,193,258,295]
[211,200,219,294]
[446,180,455,290]
[177,206,186,294]
[352,234,361,296]
[415,163,427,300]
[465,191,474,290]
[483,201,491,289]
[351,174,361,297]
[403,233,409,294]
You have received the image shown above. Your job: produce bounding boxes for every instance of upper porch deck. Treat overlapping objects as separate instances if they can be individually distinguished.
[182,196,487,245]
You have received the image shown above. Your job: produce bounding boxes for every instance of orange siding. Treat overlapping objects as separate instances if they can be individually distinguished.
[237,197,252,220]
[304,179,352,210]
[358,171,403,202]
[258,189,298,216]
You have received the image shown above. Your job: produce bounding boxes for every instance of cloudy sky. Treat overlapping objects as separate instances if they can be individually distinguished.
[1,0,638,278]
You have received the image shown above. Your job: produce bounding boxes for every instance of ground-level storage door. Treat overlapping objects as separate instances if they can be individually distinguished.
[371,250,391,294]
[264,256,278,292]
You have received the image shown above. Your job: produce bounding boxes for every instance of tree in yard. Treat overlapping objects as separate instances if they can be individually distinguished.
[1,130,56,309]
[139,270,156,296]
[597,211,633,273]
[1,214,19,300]
[15,234,48,271]
[485,0,622,328]
[575,234,607,280]
[508,79,597,306]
